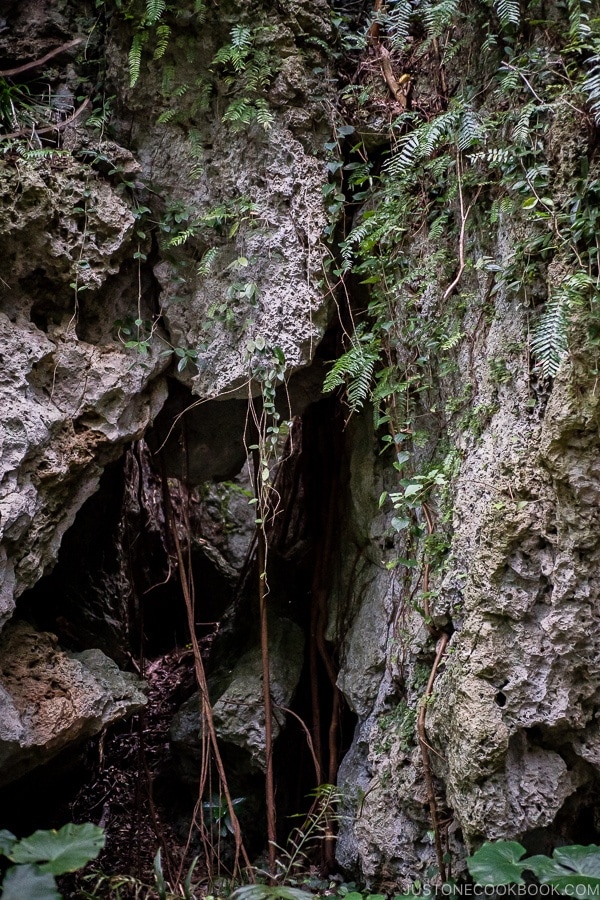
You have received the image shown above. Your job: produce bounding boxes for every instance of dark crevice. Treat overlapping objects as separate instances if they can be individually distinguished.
[6,360,359,875]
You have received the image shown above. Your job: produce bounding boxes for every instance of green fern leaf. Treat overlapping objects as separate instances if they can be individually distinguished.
[388,0,413,49]
[323,328,381,411]
[423,0,460,36]
[582,52,600,124]
[128,32,145,88]
[145,0,166,26]
[493,0,521,27]
[530,297,568,378]
[153,24,171,60]
[197,246,219,276]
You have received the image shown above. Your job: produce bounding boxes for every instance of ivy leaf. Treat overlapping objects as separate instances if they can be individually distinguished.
[467,841,528,885]
[9,823,105,875]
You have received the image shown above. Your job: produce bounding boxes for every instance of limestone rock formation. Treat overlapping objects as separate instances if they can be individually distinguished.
[0,620,146,786]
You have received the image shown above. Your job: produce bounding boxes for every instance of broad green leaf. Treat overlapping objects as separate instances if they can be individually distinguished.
[1,864,60,900]
[391,516,410,532]
[403,483,423,498]
[553,845,600,878]
[525,845,600,895]
[9,822,105,875]
[468,840,527,885]
[0,829,17,855]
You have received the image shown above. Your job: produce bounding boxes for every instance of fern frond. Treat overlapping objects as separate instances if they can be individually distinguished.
[423,0,460,37]
[323,329,381,411]
[156,108,177,124]
[254,99,274,131]
[493,0,521,27]
[530,296,568,378]
[169,227,197,247]
[222,97,254,129]
[194,0,207,20]
[153,24,171,60]
[128,32,146,88]
[582,51,600,124]
[144,0,166,26]
[231,25,253,52]
[197,246,220,276]
[568,0,591,41]
[512,101,536,144]
[387,0,413,49]
[385,130,421,177]
[457,106,484,150]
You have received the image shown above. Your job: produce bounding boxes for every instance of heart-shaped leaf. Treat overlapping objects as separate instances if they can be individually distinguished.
[9,822,105,875]
[468,840,528,885]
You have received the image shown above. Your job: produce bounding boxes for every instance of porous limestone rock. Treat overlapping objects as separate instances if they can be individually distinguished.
[0,620,146,786]
[171,617,304,775]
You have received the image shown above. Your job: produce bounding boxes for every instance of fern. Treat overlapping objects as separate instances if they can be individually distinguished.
[255,99,274,130]
[567,0,591,41]
[153,24,171,60]
[387,0,413,49]
[169,227,197,247]
[156,108,177,124]
[197,246,220,275]
[457,105,485,150]
[582,48,600,124]
[144,0,166,26]
[128,32,146,88]
[530,297,568,378]
[223,97,255,129]
[493,0,521,27]
[194,0,207,20]
[423,0,460,37]
[323,328,381,411]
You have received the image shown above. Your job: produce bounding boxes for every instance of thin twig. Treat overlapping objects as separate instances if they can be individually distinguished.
[0,97,91,141]
[0,37,84,77]
[500,61,545,106]
[443,157,482,301]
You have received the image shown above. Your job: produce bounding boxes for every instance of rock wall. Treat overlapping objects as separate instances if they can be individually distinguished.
[1,0,600,891]
[0,0,333,789]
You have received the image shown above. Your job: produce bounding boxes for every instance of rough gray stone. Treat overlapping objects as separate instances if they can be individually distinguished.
[0,621,146,786]
[171,617,304,773]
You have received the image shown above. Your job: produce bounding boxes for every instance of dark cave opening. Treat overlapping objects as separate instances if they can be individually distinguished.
[3,372,359,881]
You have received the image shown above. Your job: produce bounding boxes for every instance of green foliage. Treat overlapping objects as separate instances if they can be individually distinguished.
[468,841,600,897]
[202,795,245,838]
[212,26,277,132]
[323,326,380,411]
[0,823,105,900]
[530,297,568,378]
[231,886,313,900]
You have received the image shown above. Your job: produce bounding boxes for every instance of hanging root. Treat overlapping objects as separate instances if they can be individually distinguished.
[417,633,449,883]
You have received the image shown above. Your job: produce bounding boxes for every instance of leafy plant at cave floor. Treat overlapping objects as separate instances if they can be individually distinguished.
[0,822,105,900]
[81,848,200,900]
[468,840,600,896]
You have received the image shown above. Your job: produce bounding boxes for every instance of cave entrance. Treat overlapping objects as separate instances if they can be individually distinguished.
[4,372,358,881]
